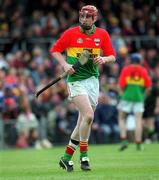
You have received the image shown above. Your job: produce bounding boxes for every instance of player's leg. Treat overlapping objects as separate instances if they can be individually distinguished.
[59,80,91,172]
[118,110,128,151]
[147,117,155,141]
[134,102,144,150]
[117,100,132,151]
[143,117,155,143]
[76,76,98,171]
[72,94,94,171]
[71,111,83,140]
[59,76,98,171]
[134,112,144,150]
[118,110,127,139]
[60,98,90,165]
[59,81,85,172]
[59,112,82,172]
[100,124,112,144]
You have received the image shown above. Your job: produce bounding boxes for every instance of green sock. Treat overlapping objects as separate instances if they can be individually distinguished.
[62,139,79,161]
[121,140,128,145]
[80,151,88,158]
[63,152,72,161]
[136,143,144,151]
[148,129,155,138]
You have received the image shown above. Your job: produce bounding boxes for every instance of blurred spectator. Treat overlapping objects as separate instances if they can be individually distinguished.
[107,77,119,105]
[122,19,135,36]
[54,104,72,144]
[31,94,52,147]
[2,96,19,147]
[92,92,120,144]
[5,67,18,87]
[143,78,159,142]
[116,46,128,68]
[66,102,78,131]
[155,95,159,141]
[16,95,40,149]
[42,12,59,37]
[9,50,25,69]
[111,28,126,54]
[0,53,8,70]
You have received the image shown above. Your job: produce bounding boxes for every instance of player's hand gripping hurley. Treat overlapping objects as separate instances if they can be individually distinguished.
[35,50,90,98]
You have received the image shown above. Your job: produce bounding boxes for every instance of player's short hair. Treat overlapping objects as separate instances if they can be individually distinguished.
[130,53,142,63]
[79,5,98,21]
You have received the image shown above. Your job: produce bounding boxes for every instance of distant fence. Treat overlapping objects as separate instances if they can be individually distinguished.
[0,118,4,149]
[0,36,159,53]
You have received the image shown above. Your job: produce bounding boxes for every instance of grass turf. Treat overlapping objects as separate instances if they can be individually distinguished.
[0,143,159,180]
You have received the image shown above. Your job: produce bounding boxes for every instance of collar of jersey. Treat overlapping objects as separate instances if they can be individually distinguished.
[80,25,96,35]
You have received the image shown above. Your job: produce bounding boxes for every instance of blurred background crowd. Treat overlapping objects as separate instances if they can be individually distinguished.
[0,0,159,149]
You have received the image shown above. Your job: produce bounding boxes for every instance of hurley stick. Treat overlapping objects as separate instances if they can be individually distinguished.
[35,50,90,98]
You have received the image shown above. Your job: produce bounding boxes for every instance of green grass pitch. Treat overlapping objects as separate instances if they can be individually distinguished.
[0,143,159,180]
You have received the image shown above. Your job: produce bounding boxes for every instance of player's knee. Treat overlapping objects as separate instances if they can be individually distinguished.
[119,111,126,119]
[85,111,94,124]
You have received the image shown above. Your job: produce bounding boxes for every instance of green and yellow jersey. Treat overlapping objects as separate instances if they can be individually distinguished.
[50,26,116,82]
[118,65,152,102]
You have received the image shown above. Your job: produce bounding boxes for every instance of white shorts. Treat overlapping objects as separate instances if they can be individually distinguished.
[67,76,99,107]
[117,100,144,113]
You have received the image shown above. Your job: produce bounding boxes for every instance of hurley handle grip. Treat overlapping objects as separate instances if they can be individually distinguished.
[35,61,83,98]
[72,61,82,70]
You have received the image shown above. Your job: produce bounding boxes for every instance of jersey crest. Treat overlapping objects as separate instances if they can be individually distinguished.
[77,38,83,44]
[94,38,100,46]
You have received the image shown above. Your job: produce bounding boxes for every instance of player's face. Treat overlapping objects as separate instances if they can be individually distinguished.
[79,13,94,30]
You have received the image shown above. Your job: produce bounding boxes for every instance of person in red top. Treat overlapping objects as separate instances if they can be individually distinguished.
[50,5,116,171]
[117,53,152,151]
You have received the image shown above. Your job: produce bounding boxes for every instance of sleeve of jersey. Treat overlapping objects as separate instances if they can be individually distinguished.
[101,31,116,58]
[50,30,70,53]
[118,68,127,88]
[143,69,152,88]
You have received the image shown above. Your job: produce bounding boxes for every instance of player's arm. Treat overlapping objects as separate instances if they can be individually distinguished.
[52,52,75,75]
[50,29,74,74]
[93,55,115,65]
